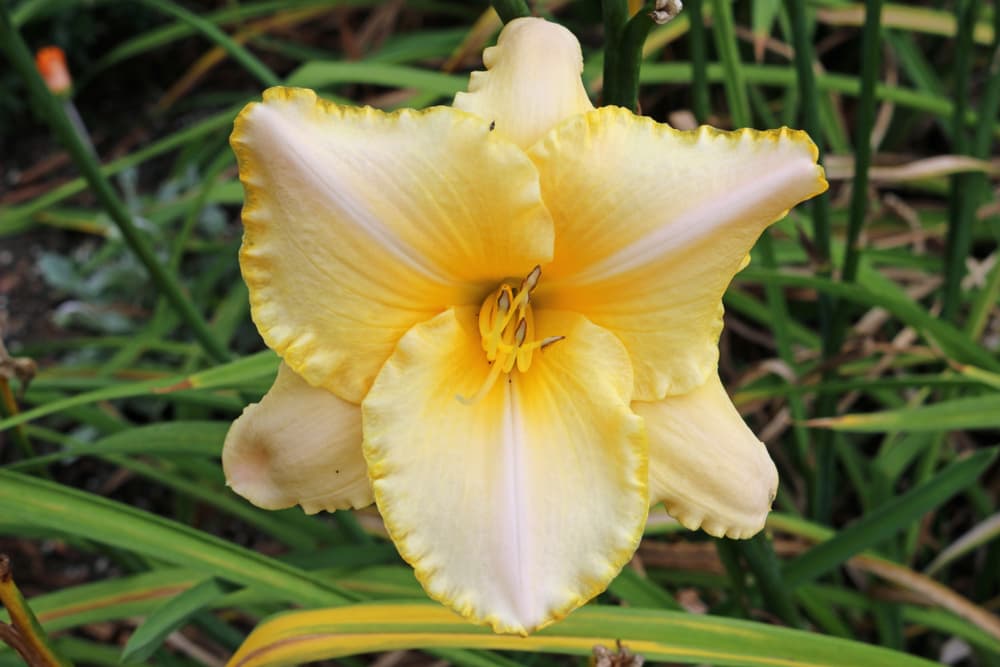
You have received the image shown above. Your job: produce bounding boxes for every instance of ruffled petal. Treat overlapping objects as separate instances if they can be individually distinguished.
[223,363,372,513]
[453,17,593,149]
[530,107,827,400]
[362,308,646,634]
[233,86,553,402]
[634,374,777,539]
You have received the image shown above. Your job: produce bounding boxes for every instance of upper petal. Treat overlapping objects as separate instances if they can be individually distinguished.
[634,373,778,539]
[453,17,594,149]
[233,87,553,402]
[529,107,827,400]
[362,308,646,634]
[223,362,372,514]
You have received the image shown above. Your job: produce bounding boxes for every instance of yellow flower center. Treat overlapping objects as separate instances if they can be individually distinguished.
[459,265,563,404]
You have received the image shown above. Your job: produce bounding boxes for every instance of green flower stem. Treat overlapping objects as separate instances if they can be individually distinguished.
[715,539,751,617]
[786,1,833,298]
[138,0,280,88]
[0,384,33,460]
[708,0,801,626]
[608,10,656,111]
[812,0,883,525]
[786,0,837,524]
[491,0,530,24]
[601,0,631,108]
[965,6,1000,338]
[0,7,231,364]
[0,555,73,667]
[836,0,882,292]
[740,534,805,628]
[943,0,983,322]
[686,0,710,122]
[709,0,750,127]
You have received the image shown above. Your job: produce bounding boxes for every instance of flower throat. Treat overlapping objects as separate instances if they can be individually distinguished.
[458,265,564,404]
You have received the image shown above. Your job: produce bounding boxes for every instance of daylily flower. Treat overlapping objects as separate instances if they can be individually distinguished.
[223,17,827,635]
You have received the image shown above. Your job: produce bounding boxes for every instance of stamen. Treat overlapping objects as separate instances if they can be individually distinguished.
[462,266,564,405]
[456,360,505,405]
[521,265,541,293]
[540,335,565,349]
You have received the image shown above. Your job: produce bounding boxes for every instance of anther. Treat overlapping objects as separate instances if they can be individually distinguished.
[514,319,527,346]
[497,290,511,314]
[521,265,542,293]
[540,336,565,349]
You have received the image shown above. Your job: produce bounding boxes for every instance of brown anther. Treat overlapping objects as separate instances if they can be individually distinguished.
[521,265,542,293]
[497,290,511,313]
[514,319,527,346]
[540,336,565,349]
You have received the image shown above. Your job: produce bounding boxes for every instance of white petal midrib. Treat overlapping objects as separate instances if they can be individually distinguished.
[566,157,813,285]
[500,378,534,625]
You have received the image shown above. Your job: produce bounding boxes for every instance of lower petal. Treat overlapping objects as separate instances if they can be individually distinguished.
[634,373,777,539]
[223,363,372,514]
[362,308,646,634]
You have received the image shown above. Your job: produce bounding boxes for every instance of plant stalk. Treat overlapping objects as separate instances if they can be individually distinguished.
[0,555,73,667]
[0,6,231,364]
[491,0,530,23]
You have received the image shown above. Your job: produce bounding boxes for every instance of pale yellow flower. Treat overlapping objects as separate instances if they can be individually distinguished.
[223,17,827,635]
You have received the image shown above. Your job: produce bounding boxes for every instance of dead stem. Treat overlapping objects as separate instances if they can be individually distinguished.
[0,555,73,667]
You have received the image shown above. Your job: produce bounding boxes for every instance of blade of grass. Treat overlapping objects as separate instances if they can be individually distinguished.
[708,0,802,627]
[835,0,882,294]
[637,63,1000,135]
[137,0,280,88]
[687,0,710,122]
[121,577,231,663]
[942,0,978,321]
[924,512,1000,576]
[0,470,352,606]
[490,0,528,23]
[807,394,1000,432]
[817,3,995,45]
[783,448,997,586]
[225,601,939,667]
[738,267,1000,372]
[964,6,1000,336]
[0,350,278,433]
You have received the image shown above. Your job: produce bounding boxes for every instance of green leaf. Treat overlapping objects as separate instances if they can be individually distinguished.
[7,421,229,471]
[783,448,997,586]
[287,61,465,96]
[121,577,231,663]
[607,567,681,610]
[809,394,1000,432]
[227,600,938,667]
[751,0,781,61]
[738,268,1000,371]
[0,470,350,606]
[0,351,278,432]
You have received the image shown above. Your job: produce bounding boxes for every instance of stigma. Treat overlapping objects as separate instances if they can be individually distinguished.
[458,266,564,404]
